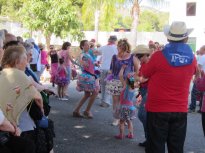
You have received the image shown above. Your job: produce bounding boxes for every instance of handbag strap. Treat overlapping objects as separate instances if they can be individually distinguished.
[27,101,33,113]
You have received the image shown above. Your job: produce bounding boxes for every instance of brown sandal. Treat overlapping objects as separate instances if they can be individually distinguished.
[83,111,93,119]
[73,112,83,118]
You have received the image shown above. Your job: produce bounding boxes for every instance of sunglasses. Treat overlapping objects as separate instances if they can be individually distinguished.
[136,54,150,59]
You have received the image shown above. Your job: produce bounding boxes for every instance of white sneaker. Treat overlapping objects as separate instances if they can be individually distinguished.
[111,119,119,126]
[58,98,62,100]
[61,98,68,101]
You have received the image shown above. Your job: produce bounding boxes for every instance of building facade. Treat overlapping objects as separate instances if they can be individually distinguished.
[169,0,205,51]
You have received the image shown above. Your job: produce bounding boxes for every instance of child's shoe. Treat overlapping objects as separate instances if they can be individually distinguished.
[126,133,134,139]
[61,98,68,101]
[111,119,119,126]
[115,134,124,140]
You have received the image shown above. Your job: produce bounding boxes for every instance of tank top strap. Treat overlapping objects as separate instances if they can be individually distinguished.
[129,54,134,71]
[110,54,117,71]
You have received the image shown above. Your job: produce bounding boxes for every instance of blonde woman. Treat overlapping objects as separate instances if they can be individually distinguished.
[106,39,139,126]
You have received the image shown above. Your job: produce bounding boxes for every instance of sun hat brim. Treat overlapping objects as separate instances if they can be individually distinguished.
[164,25,193,41]
[132,45,152,54]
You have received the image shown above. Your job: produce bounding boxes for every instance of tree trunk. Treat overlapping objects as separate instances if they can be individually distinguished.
[130,0,140,49]
[45,33,51,50]
[94,10,100,43]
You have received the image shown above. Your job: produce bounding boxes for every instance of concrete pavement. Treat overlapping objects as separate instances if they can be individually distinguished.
[45,81,205,153]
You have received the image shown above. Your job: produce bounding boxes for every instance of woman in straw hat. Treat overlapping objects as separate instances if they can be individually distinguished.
[133,45,152,147]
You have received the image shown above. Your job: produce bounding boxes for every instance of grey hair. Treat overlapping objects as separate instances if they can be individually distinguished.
[22,42,33,52]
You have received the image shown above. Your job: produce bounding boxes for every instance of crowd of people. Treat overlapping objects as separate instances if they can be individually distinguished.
[0,20,204,153]
[0,30,55,153]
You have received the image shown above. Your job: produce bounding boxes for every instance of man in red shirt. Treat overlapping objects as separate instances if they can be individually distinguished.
[141,21,197,153]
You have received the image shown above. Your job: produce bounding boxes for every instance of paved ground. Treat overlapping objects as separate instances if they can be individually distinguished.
[45,80,205,153]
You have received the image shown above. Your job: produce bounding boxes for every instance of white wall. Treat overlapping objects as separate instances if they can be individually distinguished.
[169,0,205,50]
[83,31,167,47]
[1,20,168,48]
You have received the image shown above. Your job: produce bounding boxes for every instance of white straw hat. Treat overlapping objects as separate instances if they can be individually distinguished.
[133,45,151,54]
[164,21,193,41]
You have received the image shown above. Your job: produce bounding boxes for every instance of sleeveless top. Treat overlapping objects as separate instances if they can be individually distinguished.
[50,51,58,63]
[110,54,134,79]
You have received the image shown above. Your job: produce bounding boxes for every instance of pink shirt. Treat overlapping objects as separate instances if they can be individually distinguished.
[195,77,205,112]
[41,50,48,65]
[59,50,71,67]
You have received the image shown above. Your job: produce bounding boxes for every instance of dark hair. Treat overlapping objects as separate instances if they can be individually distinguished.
[80,40,88,50]
[149,44,156,50]
[49,45,54,49]
[62,42,71,50]
[168,38,188,43]
[59,58,64,64]
[127,78,135,89]
[90,43,95,48]
[135,53,149,59]
[3,41,20,50]
[17,36,23,42]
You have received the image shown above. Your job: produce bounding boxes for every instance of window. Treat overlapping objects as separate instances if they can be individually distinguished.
[186,2,196,16]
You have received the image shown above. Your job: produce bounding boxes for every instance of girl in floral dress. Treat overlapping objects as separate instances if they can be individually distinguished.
[55,58,69,101]
[115,65,137,139]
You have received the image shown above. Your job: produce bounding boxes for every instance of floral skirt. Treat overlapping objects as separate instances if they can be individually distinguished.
[105,79,123,95]
[114,105,136,121]
[55,77,69,86]
[76,73,99,92]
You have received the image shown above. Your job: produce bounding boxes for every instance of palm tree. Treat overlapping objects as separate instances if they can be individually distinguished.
[81,0,125,43]
[129,0,164,48]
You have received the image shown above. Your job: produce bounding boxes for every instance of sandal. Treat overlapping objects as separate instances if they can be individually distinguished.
[115,134,124,140]
[83,111,93,119]
[126,133,134,139]
[73,112,83,118]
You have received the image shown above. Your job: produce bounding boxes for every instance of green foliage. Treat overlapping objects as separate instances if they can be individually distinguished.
[137,10,169,32]
[81,0,125,31]
[158,11,169,31]
[112,14,132,29]
[22,32,32,39]
[0,0,23,21]
[0,0,84,42]
[18,0,84,41]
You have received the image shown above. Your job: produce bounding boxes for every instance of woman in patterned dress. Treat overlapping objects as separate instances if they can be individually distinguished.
[73,40,99,119]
